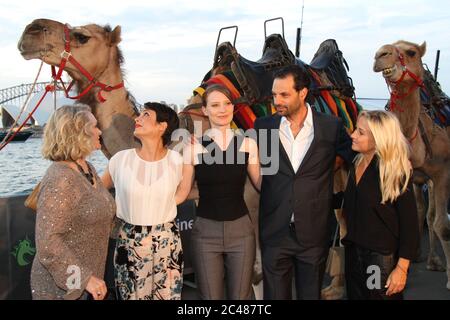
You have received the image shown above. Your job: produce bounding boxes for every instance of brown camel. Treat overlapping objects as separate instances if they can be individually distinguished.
[18,19,140,158]
[374,40,450,290]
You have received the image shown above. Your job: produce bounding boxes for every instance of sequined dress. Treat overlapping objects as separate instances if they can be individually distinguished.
[30,162,116,300]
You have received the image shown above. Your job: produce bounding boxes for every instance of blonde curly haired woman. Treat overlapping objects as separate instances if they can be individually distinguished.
[31,104,115,300]
[342,110,419,300]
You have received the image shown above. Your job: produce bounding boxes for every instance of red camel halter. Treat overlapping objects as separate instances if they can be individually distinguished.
[50,24,124,102]
[386,47,425,113]
[1,25,124,151]
[385,47,425,143]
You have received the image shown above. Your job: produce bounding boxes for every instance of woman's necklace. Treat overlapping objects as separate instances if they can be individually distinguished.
[74,161,95,185]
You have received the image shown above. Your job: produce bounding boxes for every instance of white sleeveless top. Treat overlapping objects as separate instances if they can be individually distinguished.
[109,148,183,226]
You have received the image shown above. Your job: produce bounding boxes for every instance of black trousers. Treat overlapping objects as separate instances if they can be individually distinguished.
[261,224,328,300]
[345,244,403,300]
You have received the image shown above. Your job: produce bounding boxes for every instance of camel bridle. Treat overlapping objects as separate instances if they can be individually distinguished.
[386,47,425,113]
[50,23,124,103]
[384,47,426,143]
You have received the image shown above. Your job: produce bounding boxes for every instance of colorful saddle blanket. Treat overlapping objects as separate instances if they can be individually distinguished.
[420,68,450,127]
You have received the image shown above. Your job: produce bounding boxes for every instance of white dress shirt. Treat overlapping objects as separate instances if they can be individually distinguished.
[279,104,314,173]
[280,104,314,224]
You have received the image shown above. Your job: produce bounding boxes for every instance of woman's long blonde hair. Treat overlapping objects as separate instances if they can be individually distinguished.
[42,104,95,161]
[355,110,412,203]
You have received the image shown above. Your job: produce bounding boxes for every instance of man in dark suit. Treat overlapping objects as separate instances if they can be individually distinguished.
[254,65,353,299]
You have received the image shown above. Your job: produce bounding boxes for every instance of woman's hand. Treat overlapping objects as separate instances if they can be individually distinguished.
[85,275,107,300]
[385,265,407,296]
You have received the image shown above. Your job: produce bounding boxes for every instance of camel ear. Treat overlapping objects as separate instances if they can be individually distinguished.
[110,26,122,46]
[419,41,426,57]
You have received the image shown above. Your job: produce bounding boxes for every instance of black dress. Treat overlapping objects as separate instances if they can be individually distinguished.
[342,157,419,300]
[195,134,249,221]
[190,134,255,299]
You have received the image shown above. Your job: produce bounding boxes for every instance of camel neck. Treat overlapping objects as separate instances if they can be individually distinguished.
[390,87,421,140]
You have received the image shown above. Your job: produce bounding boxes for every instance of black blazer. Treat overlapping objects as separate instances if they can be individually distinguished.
[254,110,353,248]
[342,157,419,260]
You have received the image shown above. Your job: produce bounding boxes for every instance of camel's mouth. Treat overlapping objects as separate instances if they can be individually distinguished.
[381,65,397,78]
[19,43,54,60]
[19,49,44,60]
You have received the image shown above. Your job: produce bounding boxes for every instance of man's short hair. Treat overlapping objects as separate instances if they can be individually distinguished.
[273,65,311,91]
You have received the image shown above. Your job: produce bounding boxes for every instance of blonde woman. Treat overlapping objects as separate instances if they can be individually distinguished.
[342,110,419,300]
[31,104,115,300]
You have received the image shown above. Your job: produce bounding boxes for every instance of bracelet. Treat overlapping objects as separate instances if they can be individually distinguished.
[396,264,408,274]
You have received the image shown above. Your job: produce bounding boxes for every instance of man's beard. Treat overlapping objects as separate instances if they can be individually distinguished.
[275,105,289,116]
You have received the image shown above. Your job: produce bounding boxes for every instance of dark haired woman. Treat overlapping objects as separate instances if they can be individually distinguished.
[102,102,193,300]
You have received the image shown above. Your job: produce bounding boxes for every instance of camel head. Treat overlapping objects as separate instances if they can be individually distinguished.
[373,40,426,85]
[18,18,122,83]
[18,19,141,159]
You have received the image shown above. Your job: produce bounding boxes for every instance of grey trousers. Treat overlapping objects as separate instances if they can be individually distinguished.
[191,214,256,300]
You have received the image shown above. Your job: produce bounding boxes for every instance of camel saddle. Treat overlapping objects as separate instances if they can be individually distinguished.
[420,67,450,127]
[212,34,295,103]
[211,35,355,104]
[307,39,355,98]
[195,33,361,131]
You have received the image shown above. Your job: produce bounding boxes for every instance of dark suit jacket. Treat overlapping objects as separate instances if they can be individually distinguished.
[254,110,352,248]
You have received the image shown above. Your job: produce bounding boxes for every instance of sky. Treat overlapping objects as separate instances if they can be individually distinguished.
[0,0,449,109]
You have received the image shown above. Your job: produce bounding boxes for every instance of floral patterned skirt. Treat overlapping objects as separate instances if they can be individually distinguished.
[114,220,183,300]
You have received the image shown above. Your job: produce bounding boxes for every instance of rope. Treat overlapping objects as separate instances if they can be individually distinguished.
[0,60,44,148]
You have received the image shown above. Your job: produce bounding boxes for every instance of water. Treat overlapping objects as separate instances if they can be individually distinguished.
[0,137,108,197]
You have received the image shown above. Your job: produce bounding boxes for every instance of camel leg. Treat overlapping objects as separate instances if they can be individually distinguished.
[430,175,450,289]
[321,169,348,300]
[425,180,446,271]
[413,183,427,262]
[321,274,345,300]
[243,179,264,299]
[321,207,346,300]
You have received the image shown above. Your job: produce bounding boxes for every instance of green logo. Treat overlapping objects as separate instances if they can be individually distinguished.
[11,236,36,266]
